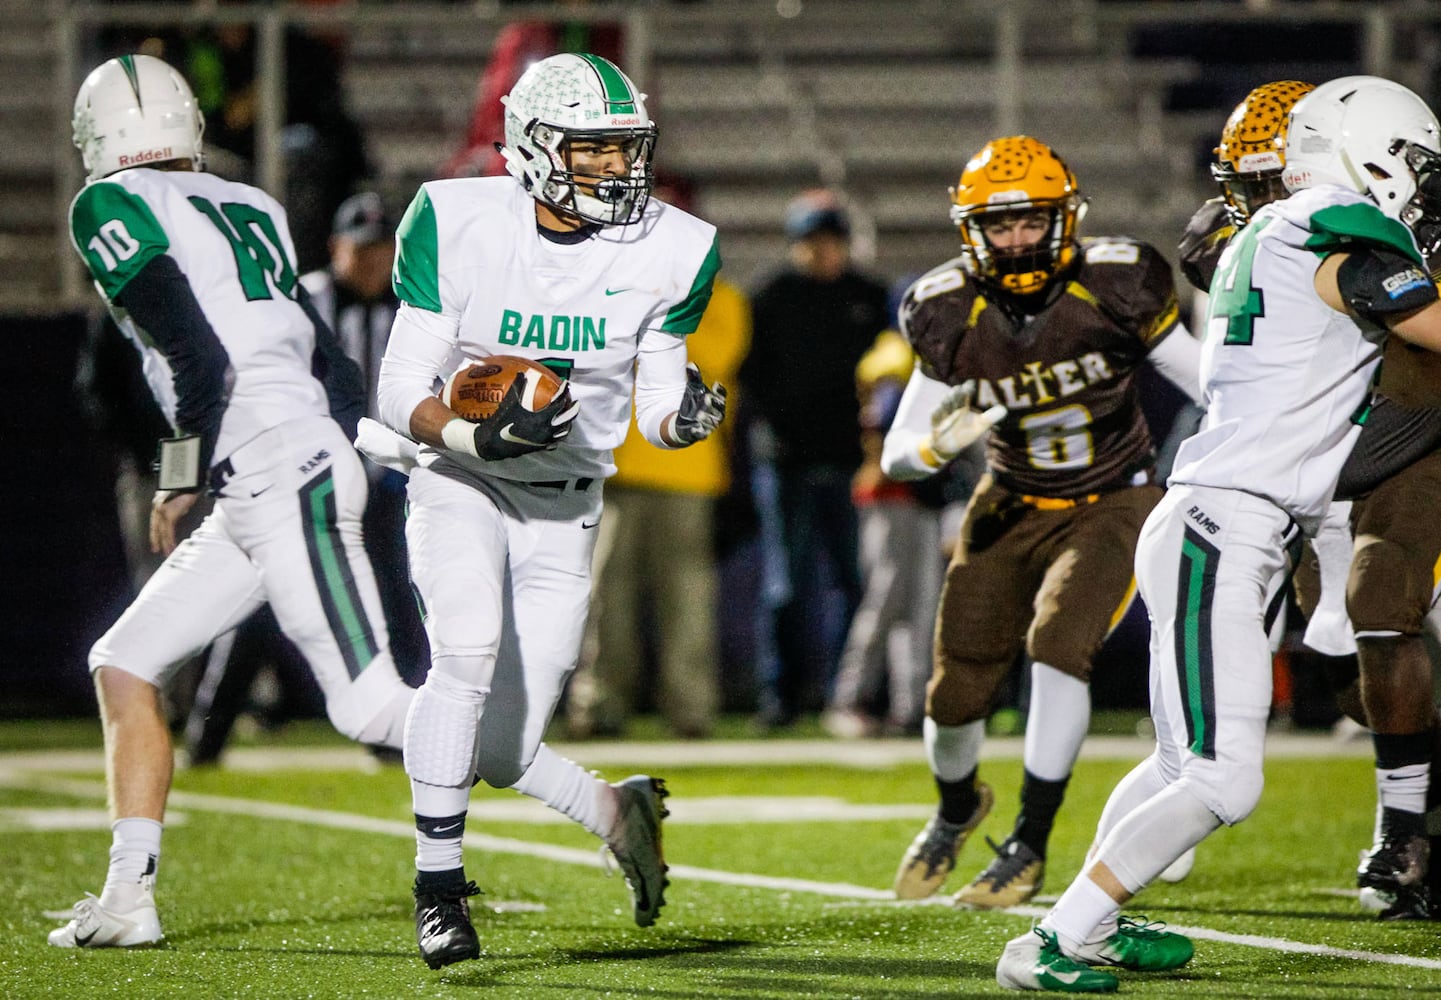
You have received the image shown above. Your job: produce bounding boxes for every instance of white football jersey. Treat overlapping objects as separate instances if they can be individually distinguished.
[68,169,329,464]
[1169,185,1425,531]
[385,177,720,481]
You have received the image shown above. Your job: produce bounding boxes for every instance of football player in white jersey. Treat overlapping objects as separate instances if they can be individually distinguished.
[998,76,1441,993]
[49,55,416,949]
[369,52,725,969]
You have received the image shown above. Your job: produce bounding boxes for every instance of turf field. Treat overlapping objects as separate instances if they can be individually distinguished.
[2,718,1437,998]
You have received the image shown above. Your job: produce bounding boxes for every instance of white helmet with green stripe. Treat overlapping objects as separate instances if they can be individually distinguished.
[1283,75,1441,232]
[73,54,205,183]
[499,52,656,226]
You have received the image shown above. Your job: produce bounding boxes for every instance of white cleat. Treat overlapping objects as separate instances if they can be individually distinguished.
[48,878,162,948]
[604,775,670,927]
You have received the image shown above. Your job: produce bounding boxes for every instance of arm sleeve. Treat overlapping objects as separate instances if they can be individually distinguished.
[1176,198,1235,293]
[298,283,366,441]
[879,364,952,481]
[1146,321,1204,405]
[376,301,459,439]
[1337,246,1439,321]
[112,253,230,475]
[633,328,689,448]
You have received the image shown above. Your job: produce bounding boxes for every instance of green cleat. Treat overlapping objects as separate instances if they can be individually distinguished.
[996,927,1119,993]
[1073,916,1194,972]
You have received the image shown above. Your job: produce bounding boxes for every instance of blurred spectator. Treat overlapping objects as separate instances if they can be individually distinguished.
[440,3,624,179]
[823,328,983,740]
[179,17,370,272]
[567,258,751,739]
[739,190,891,729]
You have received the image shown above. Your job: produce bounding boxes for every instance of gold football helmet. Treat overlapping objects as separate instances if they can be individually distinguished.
[949,136,1086,296]
[1212,80,1314,227]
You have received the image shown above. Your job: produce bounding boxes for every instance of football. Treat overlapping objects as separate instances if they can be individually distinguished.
[442,355,564,422]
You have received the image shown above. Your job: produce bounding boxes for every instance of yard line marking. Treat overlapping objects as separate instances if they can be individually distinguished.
[5,764,1432,971]
[0,731,1374,776]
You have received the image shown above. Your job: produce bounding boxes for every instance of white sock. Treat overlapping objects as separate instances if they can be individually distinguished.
[1376,762,1429,816]
[924,718,985,782]
[510,743,611,837]
[100,817,162,908]
[1023,663,1090,781]
[1042,874,1119,955]
[1097,782,1221,893]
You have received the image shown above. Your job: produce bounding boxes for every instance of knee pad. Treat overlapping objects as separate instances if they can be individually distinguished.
[1180,758,1264,826]
[403,672,484,787]
[1026,630,1093,681]
[1348,537,1429,635]
[926,659,1011,726]
[323,652,412,746]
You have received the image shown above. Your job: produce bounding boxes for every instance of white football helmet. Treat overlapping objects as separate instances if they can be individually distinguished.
[73,54,205,182]
[499,53,656,226]
[1283,75,1441,228]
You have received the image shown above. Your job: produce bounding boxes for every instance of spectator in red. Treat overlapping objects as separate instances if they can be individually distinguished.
[440,9,624,179]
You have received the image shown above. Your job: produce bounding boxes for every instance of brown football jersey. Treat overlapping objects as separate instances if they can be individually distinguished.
[901,238,1180,497]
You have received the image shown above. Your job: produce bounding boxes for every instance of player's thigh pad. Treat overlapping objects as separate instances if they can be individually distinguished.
[472,476,601,788]
[89,510,265,685]
[405,465,509,676]
[1347,452,1441,633]
[1137,485,1290,825]
[928,481,1043,724]
[224,417,410,734]
[1028,484,1161,678]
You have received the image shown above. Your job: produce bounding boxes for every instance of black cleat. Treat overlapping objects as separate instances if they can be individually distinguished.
[1358,828,1430,920]
[414,878,482,969]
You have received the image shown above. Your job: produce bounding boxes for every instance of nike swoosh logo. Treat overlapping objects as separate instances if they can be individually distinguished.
[499,426,549,447]
[582,520,600,530]
[73,927,98,947]
[250,486,273,498]
[1043,967,1082,986]
[1384,773,1415,780]
[432,822,462,836]
[604,287,629,296]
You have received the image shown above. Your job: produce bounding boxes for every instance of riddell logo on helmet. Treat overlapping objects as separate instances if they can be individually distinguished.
[119,147,174,167]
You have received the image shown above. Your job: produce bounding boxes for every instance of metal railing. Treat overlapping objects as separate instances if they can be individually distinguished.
[37,0,1441,311]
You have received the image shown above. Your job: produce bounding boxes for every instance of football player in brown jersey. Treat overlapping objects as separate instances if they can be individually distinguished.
[1181,81,1441,921]
[879,136,1203,910]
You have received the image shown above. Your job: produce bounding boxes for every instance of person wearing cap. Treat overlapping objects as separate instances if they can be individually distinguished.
[737,189,890,730]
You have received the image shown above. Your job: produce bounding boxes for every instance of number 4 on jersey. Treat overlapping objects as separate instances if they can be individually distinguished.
[1208,217,1273,345]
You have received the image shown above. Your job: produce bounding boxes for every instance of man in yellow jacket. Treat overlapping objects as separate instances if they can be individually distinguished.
[567,277,751,738]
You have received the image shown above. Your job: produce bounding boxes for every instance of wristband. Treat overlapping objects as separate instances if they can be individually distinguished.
[440,417,480,458]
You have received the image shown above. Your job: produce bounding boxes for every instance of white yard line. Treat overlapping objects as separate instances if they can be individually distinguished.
[0,732,1374,776]
[4,742,1429,973]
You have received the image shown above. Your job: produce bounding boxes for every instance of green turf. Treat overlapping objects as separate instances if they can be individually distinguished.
[1,722,1435,998]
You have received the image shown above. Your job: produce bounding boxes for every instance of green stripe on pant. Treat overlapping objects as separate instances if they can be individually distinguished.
[300,468,378,679]
[1176,527,1219,760]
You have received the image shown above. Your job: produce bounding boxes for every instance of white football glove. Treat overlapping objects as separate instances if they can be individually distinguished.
[921,381,1007,466]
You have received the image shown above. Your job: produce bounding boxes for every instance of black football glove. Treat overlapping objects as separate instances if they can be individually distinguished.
[672,362,727,445]
[470,372,581,461]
